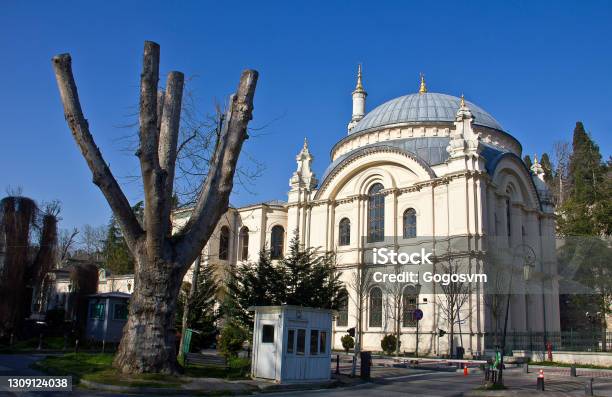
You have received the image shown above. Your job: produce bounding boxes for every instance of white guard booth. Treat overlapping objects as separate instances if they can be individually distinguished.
[249,305,333,383]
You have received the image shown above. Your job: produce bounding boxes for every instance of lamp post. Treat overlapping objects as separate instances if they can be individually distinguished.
[415,281,423,357]
[496,243,535,387]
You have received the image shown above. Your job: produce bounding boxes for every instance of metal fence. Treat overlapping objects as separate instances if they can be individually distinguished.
[484,331,612,353]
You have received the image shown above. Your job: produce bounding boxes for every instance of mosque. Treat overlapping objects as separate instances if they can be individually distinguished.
[50,69,561,357]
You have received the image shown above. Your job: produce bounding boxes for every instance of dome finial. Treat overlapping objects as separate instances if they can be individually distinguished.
[419,73,427,94]
[460,93,465,107]
[354,64,365,92]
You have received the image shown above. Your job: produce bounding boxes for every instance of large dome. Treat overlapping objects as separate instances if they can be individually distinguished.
[350,92,504,134]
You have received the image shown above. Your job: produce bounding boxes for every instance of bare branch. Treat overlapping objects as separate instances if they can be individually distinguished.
[51,53,143,247]
[175,70,258,265]
[158,71,185,235]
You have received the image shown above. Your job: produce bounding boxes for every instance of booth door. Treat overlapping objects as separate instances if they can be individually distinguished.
[256,322,277,379]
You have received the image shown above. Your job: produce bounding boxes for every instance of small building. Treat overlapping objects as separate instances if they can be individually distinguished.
[85,292,130,343]
[250,305,333,383]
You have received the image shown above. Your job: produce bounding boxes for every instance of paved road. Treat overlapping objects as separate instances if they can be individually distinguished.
[272,367,612,397]
[3,354,612,396]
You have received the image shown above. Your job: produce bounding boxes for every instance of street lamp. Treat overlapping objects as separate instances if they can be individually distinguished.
[496,243,536,386]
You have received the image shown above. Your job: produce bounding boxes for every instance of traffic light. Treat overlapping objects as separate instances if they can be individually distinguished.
[347,327,355,338]
[438,329,446,338]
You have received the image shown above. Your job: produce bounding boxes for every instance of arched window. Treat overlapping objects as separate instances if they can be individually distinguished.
[339,218,351,246]
[505,198,512,237]
[369,287,382,327]
[270,225,284,259]
[239,226,249,261]
[403,208,417,239]
[402,285,418,327]
[367,183,385,243]
[336,288,349,327]
[219,226,230,260]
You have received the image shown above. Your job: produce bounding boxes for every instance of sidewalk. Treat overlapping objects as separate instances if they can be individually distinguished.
[80,373,354,394]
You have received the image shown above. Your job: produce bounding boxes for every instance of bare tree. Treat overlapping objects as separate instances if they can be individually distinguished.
[435,246,473,357]
[482,251,509,349]
[78,224,106,260]
[58,228,79,263]
[346,263,374,375]
[552,140,571,206]
[52,41,258,374]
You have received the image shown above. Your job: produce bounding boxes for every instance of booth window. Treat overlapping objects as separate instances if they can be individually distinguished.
[219,226,230,260]
[296,329,306,355]
[262,324,274,343]
[367,183,385,242]
[113,303,128,320]
[286,329,295,353]
[90,302,105,319]
[319,331,327,354]
[310,330,319,355]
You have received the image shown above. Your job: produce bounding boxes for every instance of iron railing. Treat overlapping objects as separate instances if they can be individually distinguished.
[484,331,612,353]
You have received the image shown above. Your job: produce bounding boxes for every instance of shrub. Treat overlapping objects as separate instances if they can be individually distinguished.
[218,322,248,358]
[381,334,400,355]
[341,334,354,353]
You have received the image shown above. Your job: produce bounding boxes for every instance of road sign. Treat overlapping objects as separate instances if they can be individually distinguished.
[414,309,423,321]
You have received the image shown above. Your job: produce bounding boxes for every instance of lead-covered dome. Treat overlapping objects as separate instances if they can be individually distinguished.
[350,92,504,134]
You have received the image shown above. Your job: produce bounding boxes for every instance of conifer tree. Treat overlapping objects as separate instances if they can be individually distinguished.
[103,202,143,274]
[176,262,218,349]
[540,153,554,186]
[279,233,342,309]
[523,155,532,170]
[226,233,342,326]
[558,122,608,236]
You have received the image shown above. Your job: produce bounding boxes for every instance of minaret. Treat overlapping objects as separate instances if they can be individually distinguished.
[347,64,367,132]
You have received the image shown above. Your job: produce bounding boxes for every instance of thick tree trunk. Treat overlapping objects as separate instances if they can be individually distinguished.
[114,251,185,374]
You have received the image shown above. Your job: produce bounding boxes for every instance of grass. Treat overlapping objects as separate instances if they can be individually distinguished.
[183,356,251,380]
[530,361,612,370]
[33,352,251,388]
[33,353,185,388]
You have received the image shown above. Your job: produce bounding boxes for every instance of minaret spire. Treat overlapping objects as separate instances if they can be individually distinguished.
[355,64,365,92]
[348,64,367,132]
[419,73,427,94]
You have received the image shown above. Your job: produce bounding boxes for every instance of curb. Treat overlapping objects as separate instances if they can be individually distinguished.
[80,379,190,394]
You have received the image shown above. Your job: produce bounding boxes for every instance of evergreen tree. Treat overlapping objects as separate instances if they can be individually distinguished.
[225,232,343,326]
[225,249,283,326]
[523,155,532,171]
[540,153,554,186]
[558,122,608,236]
[279,233,342,309]
[102,202,143,274]
[176,262,219,349]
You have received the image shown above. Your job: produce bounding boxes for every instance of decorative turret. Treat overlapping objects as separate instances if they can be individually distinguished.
[290,138,318,191]
[530,154,545,180]
[447,94,481,158]
[347,65,367,132]
[530,154,554,211]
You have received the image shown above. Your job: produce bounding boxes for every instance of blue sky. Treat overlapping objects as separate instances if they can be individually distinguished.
[1,1,610,231]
